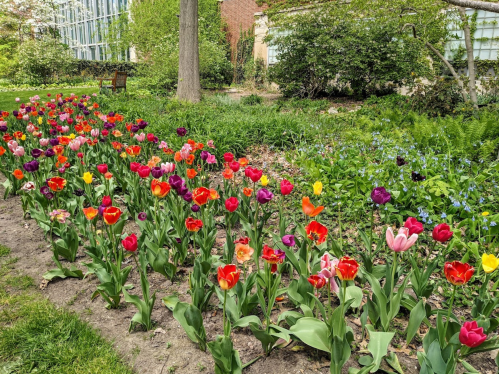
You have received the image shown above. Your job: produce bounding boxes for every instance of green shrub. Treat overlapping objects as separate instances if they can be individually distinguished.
[241,94,263,106]
[410,77,464,117]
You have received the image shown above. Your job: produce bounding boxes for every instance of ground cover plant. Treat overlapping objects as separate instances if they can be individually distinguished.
[0,92,498,373]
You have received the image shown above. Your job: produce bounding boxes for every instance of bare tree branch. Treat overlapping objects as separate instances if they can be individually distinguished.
[458,6,478,108]
[442,0,499,13]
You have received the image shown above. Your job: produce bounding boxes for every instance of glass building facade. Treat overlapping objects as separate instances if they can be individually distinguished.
[56,0,130,61]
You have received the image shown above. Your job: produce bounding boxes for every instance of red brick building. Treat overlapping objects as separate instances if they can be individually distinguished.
[220,0,267,52]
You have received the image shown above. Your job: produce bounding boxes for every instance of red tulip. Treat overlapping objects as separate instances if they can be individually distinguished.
[151,179,171,198]
[229,161,240,172]
[404,217,424,236]
[192,187,210,206]
[433,223,453,243]
[147,133,155,142]
[245,167,263,183]
[137,165,151,178]
[280,179,294,195]
[444,261,474,286]
[185,217,203,232]
[103,206,122,225]
[305,220,328,244]
[225,197,239,212]
[217,264,240,290]
[102,195,112,207]
[122,233,138,252]
[223,152,234,163]
[459,321,487,348]
[336,256,359,281]
[308,274,326,289]
[97,164,108,174]
[130,162,141,173]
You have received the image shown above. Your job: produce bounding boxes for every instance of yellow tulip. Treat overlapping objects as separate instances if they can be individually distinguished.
[38,117,43,125]
[82,172,93,184]
[260,175,269,186]
[83,102,88,107]
[482,253,499,274]
[120,152,127,158]
[69,133,76,139]
[313,181,323,195]
[21,135,26,141]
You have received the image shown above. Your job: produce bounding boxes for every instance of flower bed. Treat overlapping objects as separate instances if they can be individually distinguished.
[0,93,498,373]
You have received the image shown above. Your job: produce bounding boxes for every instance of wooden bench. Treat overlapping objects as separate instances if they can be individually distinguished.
[98,71,127,93]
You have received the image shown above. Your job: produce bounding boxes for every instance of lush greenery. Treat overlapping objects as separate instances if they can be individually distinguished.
[0,246,133,374]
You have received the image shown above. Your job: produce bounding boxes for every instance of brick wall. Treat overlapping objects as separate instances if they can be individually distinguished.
[220,0,267,52]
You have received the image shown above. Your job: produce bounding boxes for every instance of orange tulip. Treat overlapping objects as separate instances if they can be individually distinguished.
[47,177,66,191]
[13,169,24,180]
[222,168,233,180]
[209,188,220,200]
[217,264,240,290]
[236,243,254,264]
[83,207,99,220]
[174,152,182,162]
[186,154,195,165]
[238,157,249,167]
[185,217,203,232]
[151,179,171,198]
[0,146,5,156]
[186,168,197,179]
[302,197,324,217]
[243,188,253,197]
[126,145,141,156]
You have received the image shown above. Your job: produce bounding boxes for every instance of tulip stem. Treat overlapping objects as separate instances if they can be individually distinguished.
[369,205,374,257]
[391,251,398,297]
[423,240,437,270]
[443,285,457,343]
[223,289,227,337]
[341,280,347,317]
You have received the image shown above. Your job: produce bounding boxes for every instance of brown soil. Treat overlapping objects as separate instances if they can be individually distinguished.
[0,180,497,374]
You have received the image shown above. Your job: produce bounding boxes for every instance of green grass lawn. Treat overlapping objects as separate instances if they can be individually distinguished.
[0,244,133,374]
[0,88,99,113]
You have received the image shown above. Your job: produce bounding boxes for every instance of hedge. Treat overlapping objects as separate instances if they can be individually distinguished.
[74,60,140,78]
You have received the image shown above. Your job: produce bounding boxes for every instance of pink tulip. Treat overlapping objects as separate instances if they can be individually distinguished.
[67,118,74,125]
[22,115,29,121]
[69,140,81,151]
[39,138,49,147]
[15,97,20,102]
[13,146,25,157]
[386,227,418,252]
[158,141,168,149]
[26,124,35,133]
[180,144,192,160]
[8,140,18,151]
[135,132,145,142]
[207,140,216,149]
[0,121,6,127]
[90,129,99,138]
[206,154,217,164]
[61,126,69,133]
[459,321,487,348]
[161,162,176,174]
[319,253,340,292]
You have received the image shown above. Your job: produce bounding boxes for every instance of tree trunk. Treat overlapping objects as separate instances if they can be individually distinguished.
[177,0,201,103]
[458,7,478,109]
[443,0,499,13]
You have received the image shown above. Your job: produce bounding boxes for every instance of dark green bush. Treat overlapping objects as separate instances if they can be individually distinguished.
[240,94,263,105]
[74,60,139,78]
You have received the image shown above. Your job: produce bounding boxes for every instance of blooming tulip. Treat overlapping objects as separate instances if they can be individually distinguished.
[13,169,24,180]
[282,235,295,247]
[256,188,273,204]
[122,234,138,252]
[47,176,66,191]
[260,175,269,186]
[137,165,151,178]
[223,152,234,163]
[185,217,203,232]
[305,220,328,244]
[386,227,418,252]
[308,274,326,289]
[482,253,499,274]
[404,217,424,236]
[176,127,187,137]
[192,187,210,206]
[302,197,324,217]
[82,172,93,184]
[229,161,240,172]
[459,321,487,348]
[151,180,171,198]
[281,179,294,195]
[371,187,391,205]
[97,164,108,174]
[103,207,122,225]
[336,256,359,281]
[225,197,239,212]
[262,245,285,265]
[245,167,263,183]
[49,209,71,223]
[217,264,240,290]
[313,181,322,195]
[161,162,175,174]
[236,243,254,264]
[83,207,99,220]
[319,254,339,292]
[444,261,474,286]
[433,223,453,243]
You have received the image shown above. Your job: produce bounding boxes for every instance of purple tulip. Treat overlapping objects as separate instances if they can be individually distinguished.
[40,185,50,195]
[98,204,106,216]
[45,192,54,200]
[49,129,57,136]
[73,188,85,197]
[23,160,39,172]
[31,149,43,158]
[58,167,66,173]
[282,235,296,247]
[175,238,182,244]
[45,148,55,157]
[178,184,189,196]
[176,127,187,137]
[38,111,44,116]
[169,175,183,190]
[13,110,18,117]
[256,188,274,204]
[0,125,7,132]
[49,138,59,146]
[151,167,163,179]
[191,204,200,212]
[200,151,209,161]
[182,192,193,202]
[371,187,391,205]
[138,212,147,221]
[138,120,148,130]
[108,112,115,116]
[130,125,139,133]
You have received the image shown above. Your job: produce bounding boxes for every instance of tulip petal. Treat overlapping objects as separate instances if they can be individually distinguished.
[402,234,418,252]
[393,234,407,252]
[386,227,395,250]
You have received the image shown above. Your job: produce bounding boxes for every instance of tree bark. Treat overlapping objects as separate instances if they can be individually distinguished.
[402,23,468,101]
[177,0,201,103]
[443,0,499,13]
[458,7,478,108]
